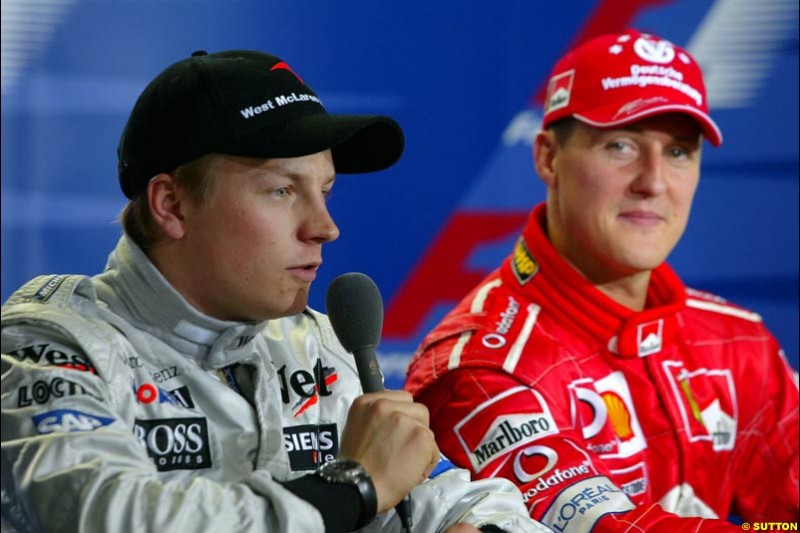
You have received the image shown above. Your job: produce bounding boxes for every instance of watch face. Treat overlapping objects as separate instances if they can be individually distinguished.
[320,459,364,483]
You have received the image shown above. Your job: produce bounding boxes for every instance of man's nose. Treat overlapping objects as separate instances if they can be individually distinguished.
[630,149,668,197]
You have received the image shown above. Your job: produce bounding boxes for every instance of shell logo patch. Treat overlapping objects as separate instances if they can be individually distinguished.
[512,238,539,285]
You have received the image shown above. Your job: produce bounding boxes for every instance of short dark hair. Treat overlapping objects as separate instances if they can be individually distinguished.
[119,155,216,250]
[548,117,579,147]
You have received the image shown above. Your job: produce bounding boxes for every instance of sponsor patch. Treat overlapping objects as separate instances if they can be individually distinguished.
[151,365,181,383]
[481,295,521,349]
[455,386,558,472]
[18,377,103,407]
[134,417,212,471]
[609,461,648,500]
[545,69,575,113]
[34,275,67,302]
[633,36,675,64]
[511,238,539,285]
[540,476,635,533]
[7,342,97,375]
[662,361,737,451]
[514,443,597,506]
[283,423,339,471]
[636,319,663,356]
[277,359,338,418]
[568,373,647,459]
[133,382,195,409]
[33,409,114,434]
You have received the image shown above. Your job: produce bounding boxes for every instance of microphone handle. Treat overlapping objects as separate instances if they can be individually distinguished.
[351,347,413,532]
[352,347,385,393]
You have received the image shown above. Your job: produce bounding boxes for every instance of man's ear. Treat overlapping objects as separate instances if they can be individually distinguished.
[148,173,186,240]
[533,130,558,188]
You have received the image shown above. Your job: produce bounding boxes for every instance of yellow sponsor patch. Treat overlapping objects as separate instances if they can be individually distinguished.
[512,238,538,285]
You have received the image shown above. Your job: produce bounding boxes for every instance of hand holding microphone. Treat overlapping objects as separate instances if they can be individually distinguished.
[327,273,439,532]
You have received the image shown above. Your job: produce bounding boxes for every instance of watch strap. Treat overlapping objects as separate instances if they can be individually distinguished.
[317,459,378,529]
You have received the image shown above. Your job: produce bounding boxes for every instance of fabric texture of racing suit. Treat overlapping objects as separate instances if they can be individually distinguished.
[405,203,799,532]
[0,236,551,533]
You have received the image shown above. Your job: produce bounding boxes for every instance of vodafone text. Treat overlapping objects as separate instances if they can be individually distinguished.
[521,461,591,503]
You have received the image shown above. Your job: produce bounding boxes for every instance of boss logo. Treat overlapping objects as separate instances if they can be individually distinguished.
[134,417,211,471]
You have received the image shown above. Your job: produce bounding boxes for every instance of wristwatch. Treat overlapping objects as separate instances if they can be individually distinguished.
[316,458,378,529]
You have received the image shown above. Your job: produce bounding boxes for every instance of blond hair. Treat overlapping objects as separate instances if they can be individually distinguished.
[119,155,217,250]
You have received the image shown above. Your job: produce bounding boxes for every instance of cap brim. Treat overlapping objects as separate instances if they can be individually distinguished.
[228,113,405,173]
[574,104,723,147]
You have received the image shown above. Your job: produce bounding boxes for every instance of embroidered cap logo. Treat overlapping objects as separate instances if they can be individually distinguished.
[270,61,304,84]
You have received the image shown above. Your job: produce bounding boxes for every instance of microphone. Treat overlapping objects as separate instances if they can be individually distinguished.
[326,272,413,533]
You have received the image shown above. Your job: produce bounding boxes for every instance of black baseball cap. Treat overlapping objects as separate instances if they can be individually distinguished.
[117,50,405,198]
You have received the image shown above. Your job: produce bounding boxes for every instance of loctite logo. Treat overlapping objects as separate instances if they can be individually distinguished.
[134,417,211,471]
[277,359,338,417]
[283,423,339,471]
[18,377,102,407]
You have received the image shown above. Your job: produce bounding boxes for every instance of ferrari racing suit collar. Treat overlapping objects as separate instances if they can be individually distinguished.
[93,235,267,369]
[501,203,687,358]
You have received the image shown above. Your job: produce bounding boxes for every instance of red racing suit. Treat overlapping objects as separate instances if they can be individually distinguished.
[405,203,799,532]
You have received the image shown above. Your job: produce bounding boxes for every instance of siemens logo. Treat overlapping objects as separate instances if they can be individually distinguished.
[283,423,339,471]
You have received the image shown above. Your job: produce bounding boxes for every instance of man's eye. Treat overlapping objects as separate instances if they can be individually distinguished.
[668,146,688,159]
[607,141,631,152]
[272,187,290,198]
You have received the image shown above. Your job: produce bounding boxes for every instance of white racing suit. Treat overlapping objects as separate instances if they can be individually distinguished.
[1,236,550,533]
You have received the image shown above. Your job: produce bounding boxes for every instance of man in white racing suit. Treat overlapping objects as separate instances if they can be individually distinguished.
[0,49,550,533]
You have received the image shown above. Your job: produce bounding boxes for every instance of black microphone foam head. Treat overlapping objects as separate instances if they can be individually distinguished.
[325,272,384,353]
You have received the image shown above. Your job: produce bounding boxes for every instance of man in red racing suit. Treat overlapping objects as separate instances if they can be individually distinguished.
[405,30,799,532]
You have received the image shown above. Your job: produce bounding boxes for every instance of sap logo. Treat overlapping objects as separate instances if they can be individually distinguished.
[7,343,97,374]
[32,409,114,434]
[134,417,211,471]
[283,423,339,471]
[277,359,338,417]
[18,377,102,407]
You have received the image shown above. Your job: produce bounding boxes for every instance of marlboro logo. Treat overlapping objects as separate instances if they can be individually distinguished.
[545,70,575,113]
[637,319,663,356]
[455,387,558,472]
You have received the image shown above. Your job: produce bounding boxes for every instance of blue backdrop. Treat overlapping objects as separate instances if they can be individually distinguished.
[2,0,797,388]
